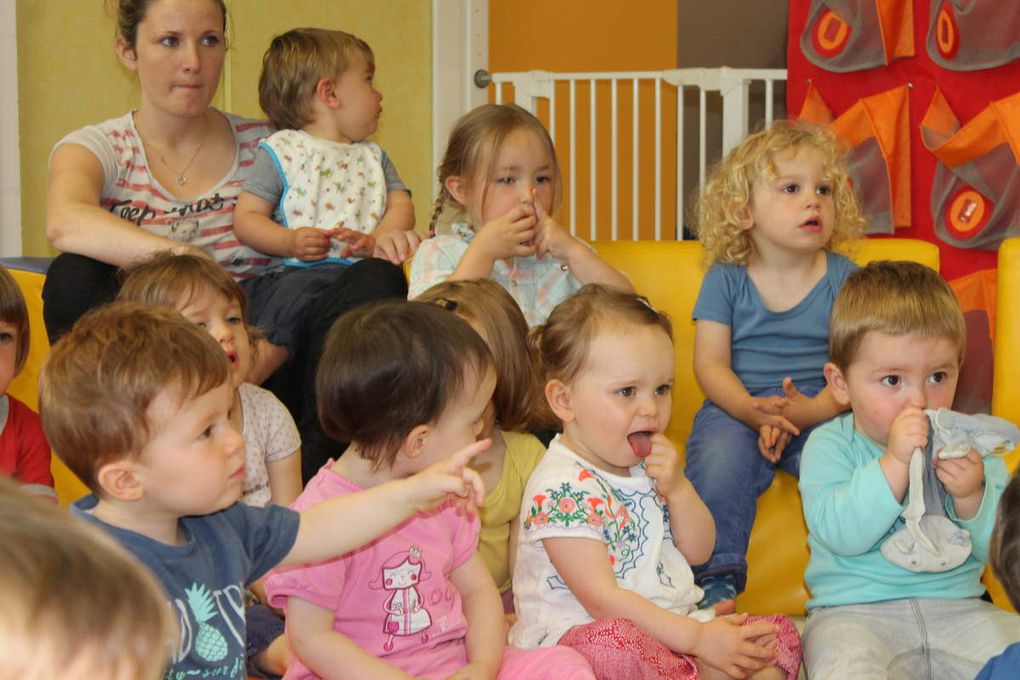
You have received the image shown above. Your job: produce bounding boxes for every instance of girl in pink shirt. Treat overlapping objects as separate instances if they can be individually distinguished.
[265,300,593,680]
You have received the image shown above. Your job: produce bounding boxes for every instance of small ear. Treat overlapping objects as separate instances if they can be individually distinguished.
[401,424,432,460]
[444,175,469,206]
[544,379,574,423]
[115,37,138,71]
[824,362,852,406]
[95,459,145,502]
[315,77,340,108]
[738,203,755,231]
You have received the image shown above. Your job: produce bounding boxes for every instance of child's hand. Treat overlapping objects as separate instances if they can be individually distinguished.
[757,424,791,463]
[935,449,985,507]
[693,613,777,678]
[374,230,422,265]
[644,433,687,498]
[532,194,578,262]
[886,405,928,467]
[745,397,799,450]
[473,206,538,262]
[288,227,333,261]
[445,661,499,680]
[332,227,376,259]
[404,439,490,514]
[776,377,815,430]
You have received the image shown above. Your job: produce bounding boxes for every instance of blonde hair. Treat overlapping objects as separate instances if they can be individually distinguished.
[39,302,230,493]
[259,27,374,131]
[0,264,30,374]
[828,260,966,370]
[0,478,172,680]
[694,119,866,266]
[531,284,672,387]
[416,279,548,431]
[429,104,562,235]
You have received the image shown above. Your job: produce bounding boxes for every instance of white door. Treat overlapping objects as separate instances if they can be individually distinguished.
[431,0,489,176]
[0,1,21,256]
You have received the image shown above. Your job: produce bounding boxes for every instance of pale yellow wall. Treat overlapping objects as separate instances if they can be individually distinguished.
[16,0,432,257]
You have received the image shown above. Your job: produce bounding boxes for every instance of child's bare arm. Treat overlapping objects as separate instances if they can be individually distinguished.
[372,191,421,265]
[544,536,775,674]
[446,554,505,680]
[287,597,421,680]
[694,320,799,437]
[267,450,302,507]
[643,434,715,564]
[774,378,848,430]
[532,199,633,292]
[235,191,332,261]
[507,515,522,582]
[280,440,489,568]
[450,206,538,281]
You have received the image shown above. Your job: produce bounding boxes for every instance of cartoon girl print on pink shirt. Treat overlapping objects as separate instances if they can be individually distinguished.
[371,545,433,651]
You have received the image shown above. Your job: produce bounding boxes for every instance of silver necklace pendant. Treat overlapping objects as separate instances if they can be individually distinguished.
[176,175,187,188]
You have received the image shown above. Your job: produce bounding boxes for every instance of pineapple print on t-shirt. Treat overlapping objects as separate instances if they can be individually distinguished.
[168,581,247,677]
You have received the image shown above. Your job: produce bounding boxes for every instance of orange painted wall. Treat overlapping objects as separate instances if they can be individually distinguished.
[490,1,677,72]
[489,1,680,240]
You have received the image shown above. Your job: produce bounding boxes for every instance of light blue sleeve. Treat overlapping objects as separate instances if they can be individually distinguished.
[800,419,905,556]
[692,263,736,325]
[948,454,1008,563]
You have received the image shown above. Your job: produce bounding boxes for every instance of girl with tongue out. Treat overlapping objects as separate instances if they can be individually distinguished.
[509,285,802,680]
[685,121,866,610]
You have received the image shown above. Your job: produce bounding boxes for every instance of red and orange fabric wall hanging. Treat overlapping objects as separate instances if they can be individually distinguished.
[788,0,1020,413]
[789,0,1020,281]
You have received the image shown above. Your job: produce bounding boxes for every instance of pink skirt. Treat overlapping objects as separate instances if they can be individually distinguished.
[558,615,802,680]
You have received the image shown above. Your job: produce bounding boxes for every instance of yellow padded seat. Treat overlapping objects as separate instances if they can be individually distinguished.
[592,238,940,615]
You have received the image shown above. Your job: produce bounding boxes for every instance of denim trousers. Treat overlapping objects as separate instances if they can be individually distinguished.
[803,598,1020,679]
[683,385,821,593]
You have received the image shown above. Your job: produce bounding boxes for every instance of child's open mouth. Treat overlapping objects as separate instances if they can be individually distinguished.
[802,217,822,232]
[627,431,654,458]
[226,350,238,368]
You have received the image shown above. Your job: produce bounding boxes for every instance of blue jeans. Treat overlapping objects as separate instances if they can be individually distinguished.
[684,384,822,593]
[804,598,1020,679]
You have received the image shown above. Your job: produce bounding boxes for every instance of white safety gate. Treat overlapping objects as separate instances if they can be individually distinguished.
[490,67,787,241]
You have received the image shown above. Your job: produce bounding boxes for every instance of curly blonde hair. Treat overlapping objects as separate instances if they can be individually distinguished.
[694,120,866,267]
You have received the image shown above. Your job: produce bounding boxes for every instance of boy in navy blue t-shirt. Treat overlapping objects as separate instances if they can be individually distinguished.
[39,302,486,680]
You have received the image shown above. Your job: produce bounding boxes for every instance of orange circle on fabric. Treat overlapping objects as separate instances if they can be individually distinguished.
[936,3,960,60]
[945,187,991,239]
[812,9,850,57]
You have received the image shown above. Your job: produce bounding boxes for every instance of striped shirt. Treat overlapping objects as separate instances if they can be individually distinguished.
[52,109,279,279]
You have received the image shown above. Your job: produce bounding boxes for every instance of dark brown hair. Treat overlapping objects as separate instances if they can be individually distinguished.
[112,0,227,51]
[39,302,230,493]
[991,469,1020,611]
[416,279,545,431]
[317,300,492,467]
[0,265,30,375]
